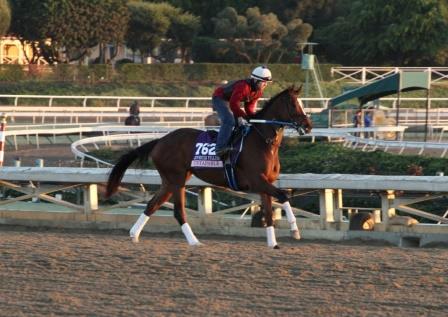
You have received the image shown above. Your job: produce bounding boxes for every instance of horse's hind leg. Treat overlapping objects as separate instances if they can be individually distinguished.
[260,193,279,249]
[130,185,172,243]
[172,185,201,246]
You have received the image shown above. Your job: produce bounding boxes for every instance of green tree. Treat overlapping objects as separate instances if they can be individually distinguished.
[0,0,11,36]
[211,6,312,63]
[165,0,259,35]
[9,0,129,64]
[167,12,200,63]
[126,1,173,62]
[127,1,199,63]
[9,0,50,63]
[91,0,130,64]
[168,0,337,36]
[45,0,129,64]
[278,18,313,62]
[317,0,448,66]
[258,0,337,25]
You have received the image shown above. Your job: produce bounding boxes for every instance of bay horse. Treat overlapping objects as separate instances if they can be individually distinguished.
[106,86,312,248]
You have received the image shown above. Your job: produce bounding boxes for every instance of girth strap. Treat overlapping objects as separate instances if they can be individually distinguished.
[224,160,239,191]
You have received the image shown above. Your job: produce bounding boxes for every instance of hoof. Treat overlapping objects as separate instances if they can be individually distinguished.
[291,229,301,240]
[190,241,204,247]
[273,245,280,249]
[130,235,139,243]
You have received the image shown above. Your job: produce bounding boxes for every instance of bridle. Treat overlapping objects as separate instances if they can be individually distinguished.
[249,93,309,143]
[285,93,309,134]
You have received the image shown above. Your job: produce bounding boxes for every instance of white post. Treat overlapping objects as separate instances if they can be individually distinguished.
[319,189,335,228]
[84,184,98,213]
[0,113,7,167]
[333,189,344,222]
[198,187,213,214]
[380,190,396,228]
[373,209,381,223]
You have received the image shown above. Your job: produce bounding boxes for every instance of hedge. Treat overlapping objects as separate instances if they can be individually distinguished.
[0,64,25,81]
[0,63,337,84]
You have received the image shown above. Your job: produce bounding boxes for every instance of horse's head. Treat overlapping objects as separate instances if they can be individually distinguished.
[285,85,312,134]
[254,85,312,134]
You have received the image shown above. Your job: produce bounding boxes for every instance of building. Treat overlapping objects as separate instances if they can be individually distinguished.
[0,36,47,65]
[0,36,147,65]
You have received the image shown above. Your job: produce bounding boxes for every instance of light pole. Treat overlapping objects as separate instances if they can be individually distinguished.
[298,42,325,108]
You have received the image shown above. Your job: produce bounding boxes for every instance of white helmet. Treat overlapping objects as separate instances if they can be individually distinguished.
[251,66,272,82]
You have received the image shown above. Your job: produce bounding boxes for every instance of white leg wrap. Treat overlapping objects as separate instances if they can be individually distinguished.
[129,213,149,243]
[266,226,277,248]
[283,201,298,231]
[181,223,201,246]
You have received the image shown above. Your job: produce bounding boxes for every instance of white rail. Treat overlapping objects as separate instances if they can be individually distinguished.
[1,94,448,108]
[331,66,448,84]
[344,135,448,157]
[0,95,212,108]
[2,94,448,127]
[5,123,448,158]
[3,124,195,150]
[70,131,173,167]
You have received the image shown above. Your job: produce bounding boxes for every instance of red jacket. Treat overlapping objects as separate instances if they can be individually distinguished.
[213,79,264,118]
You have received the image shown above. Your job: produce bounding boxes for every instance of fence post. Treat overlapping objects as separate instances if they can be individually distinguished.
[84,184,98,214]
[198,187,213,214]
[333,189,344,222]
[319,189,335,228]
[380,190,396,229]
[0,113,7,167]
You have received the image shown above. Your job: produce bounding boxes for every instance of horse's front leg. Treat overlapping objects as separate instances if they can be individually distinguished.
[260,193,279,249]
[253,179,301,241]
[283,200,301,240]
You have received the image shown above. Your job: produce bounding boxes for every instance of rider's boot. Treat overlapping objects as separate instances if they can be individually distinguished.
[215,146,232,159]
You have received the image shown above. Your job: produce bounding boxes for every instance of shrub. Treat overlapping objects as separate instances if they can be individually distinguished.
[0,64,25,81]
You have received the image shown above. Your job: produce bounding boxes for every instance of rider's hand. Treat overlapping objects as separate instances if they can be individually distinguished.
[238,117,248,126]
[245,113,254,120]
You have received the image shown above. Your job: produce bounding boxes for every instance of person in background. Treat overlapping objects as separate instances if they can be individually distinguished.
[364,110,373,138]
[125,101,140,126]
[212,66,272,158]
[353,109,362,137]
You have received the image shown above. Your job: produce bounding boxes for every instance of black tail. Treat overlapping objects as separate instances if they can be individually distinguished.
[105,139,159,198]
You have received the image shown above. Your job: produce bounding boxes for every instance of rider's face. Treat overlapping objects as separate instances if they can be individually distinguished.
[257,81,268,90]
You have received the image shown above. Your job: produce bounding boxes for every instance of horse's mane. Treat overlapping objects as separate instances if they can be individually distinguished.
[253,88,290,119]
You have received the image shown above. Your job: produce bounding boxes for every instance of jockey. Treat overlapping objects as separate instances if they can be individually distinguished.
[212,65,272,158]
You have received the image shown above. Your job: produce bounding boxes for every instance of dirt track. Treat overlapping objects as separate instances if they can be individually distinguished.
[0,227,447,317]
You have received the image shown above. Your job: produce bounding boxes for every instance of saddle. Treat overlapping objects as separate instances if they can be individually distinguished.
[191,125,250,190]
[222,125,250,190]
[225,125,250,156]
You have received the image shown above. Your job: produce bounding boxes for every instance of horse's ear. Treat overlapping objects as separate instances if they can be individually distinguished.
[294,84,303,95]
[289,84,302,96]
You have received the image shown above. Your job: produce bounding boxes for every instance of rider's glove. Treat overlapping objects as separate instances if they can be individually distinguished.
[237,117,248,126]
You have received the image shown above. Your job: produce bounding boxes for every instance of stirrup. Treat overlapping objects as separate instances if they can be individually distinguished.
[216,147,231,159]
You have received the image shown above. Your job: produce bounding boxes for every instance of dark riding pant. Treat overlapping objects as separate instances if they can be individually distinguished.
[212,96,235,151]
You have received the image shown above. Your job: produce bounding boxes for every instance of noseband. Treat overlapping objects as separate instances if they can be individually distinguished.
[248,91,310,144]
[250,118,307,135]
[285,94,309,134]
[250,95,308,135]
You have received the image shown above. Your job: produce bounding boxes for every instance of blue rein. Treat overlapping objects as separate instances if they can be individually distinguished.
[249,119,307,135]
